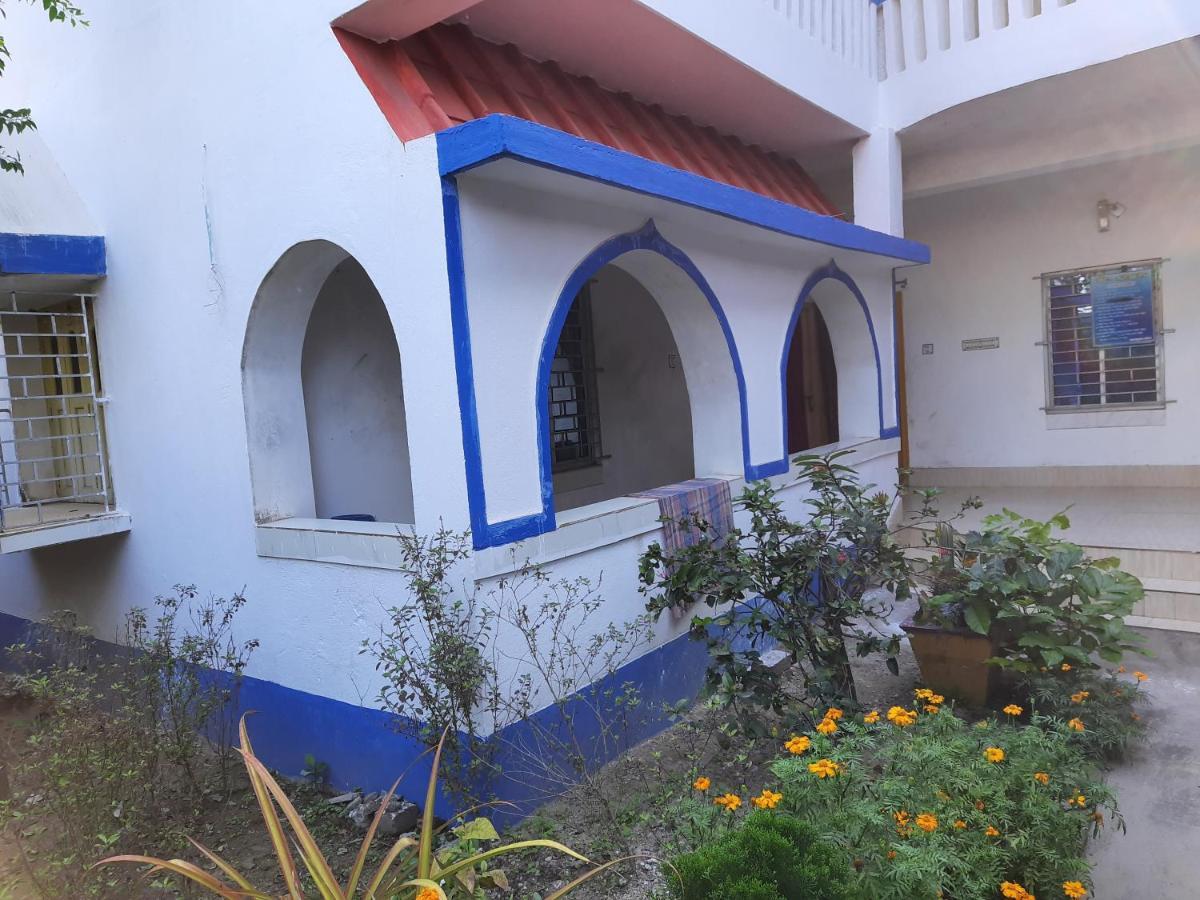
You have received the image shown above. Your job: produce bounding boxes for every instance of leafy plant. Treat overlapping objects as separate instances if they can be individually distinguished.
[1023,666,1149,760]
[667,811,850,900]
[99,718,632,899]
[638,452,957,727]
[769,699,1120,899]
[921,510,1147,673]
[1,0,88,173]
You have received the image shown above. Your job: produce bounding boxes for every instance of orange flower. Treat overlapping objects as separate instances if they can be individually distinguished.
[416,890,440,900]
[1068,718,1086,732]
[1061,663,1073,672]
[824,707,844,721]
[1000,881,1034,900]
[1071,793,1087,807]
[1002,704,1023,716]
[1116,665,1127,674]
[887,850,897,860]
[953,819,967,830]
[886,706,918,727]
[1133,671,1148,682]
[984,747,1006,763]
[863,709,880,724]
[1034,772,1050,785]
[1063,881,1087,899]
[816,717,839,736]
[752,789,783,810]
[808,758,842,779]
[924,704,941,714]
[713,793,741,811]
[915,813,938,833]
[1070,690,1090,704]
[785,735,812,755]
[692,776,711,792]
[986,825,1001,837]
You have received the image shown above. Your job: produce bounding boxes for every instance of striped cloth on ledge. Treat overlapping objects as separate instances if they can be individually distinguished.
[633,478,735,619]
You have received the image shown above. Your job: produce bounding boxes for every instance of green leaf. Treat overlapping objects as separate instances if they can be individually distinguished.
[963,600,992,636]
[454,818,500,843]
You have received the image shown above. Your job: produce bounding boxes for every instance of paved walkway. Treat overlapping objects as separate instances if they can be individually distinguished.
[1088,627,1200,898]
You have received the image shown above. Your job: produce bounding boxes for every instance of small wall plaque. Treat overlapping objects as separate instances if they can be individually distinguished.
[961,337,1000,351]
[921,343,934,355]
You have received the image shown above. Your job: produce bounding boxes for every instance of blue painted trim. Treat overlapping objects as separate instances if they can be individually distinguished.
[435,115,930,265]
[441,177,493,545]
[778,261,890,462]
[0,232,105,277]
[880,425,901,440]
[530,220,754,539]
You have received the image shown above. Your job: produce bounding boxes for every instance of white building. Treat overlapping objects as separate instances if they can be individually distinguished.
[1,0,1197,803]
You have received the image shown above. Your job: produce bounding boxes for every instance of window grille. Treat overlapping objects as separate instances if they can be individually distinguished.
[1041,261,1164,412]
[548,285,603,471]
[0,293,113,532]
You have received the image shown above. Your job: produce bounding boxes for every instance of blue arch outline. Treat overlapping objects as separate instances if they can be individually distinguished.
[778,261,891,466]
[527,220,753,538]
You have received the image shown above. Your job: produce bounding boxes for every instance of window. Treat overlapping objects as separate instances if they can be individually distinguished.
[548,285,603,472]
[1042,260,1164,412]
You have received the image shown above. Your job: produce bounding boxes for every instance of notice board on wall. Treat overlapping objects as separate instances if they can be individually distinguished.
[1090,269,1155,348]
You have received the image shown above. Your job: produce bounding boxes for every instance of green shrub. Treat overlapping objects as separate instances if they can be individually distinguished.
[1023,666,1149,759]
[770,706,1116,899]
[668,811,850,900]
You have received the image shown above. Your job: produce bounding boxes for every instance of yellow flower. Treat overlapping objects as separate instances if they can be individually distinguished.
[1134,671,1148,682]
[713,793,741,811]
[416,890,440,900]
[824,707,844,721]
[816,717,839,735]
[984,747,1006,763]
[886,706,917,727]
[1072,793,1087,807]
[893,809,911,836]
[1061,663,1072,672]
[752,789,783,810]
[915,688,934,700]
[1034,772,1050,785]
[693,776,711,792]
[985,825,1000,837]
[808,758,841,779]
[953,819,967,830]
[915,813,938,833]
[929,693,945,705]
[863,709,880,724]
[1063,881,1087,898]
[924,704,941,714]
[1000,882,1034,900]
[785,735,812,755]
[1002,704,1023,716]
[1068,717,1086,732]
[1070,690,1090,704]
[974,721,990,729]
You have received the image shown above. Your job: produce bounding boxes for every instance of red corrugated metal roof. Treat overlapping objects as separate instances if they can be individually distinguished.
[336,23,840,217]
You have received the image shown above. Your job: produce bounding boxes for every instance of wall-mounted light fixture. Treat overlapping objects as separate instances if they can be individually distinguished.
[1097,199,1125,233]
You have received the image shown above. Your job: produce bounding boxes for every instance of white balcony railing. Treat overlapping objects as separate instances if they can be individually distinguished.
[761,0,881,81]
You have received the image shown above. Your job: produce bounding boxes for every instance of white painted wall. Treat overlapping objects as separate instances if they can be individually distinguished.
[553,265,694,511]
[904,145,1200,470]
[301,259,414,524]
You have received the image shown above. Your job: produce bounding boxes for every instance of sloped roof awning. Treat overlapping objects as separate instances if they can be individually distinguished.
[0,130,105,280]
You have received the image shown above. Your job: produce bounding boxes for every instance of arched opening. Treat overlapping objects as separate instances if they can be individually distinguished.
[242,241,414,525]
[782,264,884,459]
[785,302,839,453]
[549,264,695,512]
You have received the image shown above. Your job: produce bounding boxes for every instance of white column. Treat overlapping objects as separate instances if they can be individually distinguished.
[852,127,905,236]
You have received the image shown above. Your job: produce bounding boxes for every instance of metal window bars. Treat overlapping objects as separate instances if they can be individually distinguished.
[548,285,604,472]
[0,292,113,532]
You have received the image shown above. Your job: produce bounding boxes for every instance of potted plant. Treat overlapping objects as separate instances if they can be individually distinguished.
[905,510,1146,707]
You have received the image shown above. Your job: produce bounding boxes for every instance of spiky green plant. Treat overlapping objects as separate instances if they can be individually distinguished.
[99,717,628,898]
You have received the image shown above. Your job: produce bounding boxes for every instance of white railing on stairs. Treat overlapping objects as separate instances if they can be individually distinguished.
[762,0,882,80]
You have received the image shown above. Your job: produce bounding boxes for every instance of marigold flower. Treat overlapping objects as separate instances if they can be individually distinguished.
[1072,793,1087,807]
[985,825,1000,837]
[1068,717,1086,732]
[1070,690,1090,704]
[692,776,711,792]
[915,813,938,833]
[1002,704,1023,716]
[953,819,967,830]
[863,709,880,724]
[929,693,945,705]
[975,721,990,729]
[1117,664,1127,674]
[1000,881,1034,900]
[785,734,812,755]
[816,717,839,735]
[915,688,934,700]
[752,789,783,810]
[924,704,941,714]
[984,746,1006,763]
[1134,671,1148,682]
[824,707,844,721]
[713,793,741,811]
[886,706,917,727]
[808,758,841,779]
[1063,881,1087,898]
[1034,772,1050,785]
[1061,663,1073,671]
[416,890,440,900]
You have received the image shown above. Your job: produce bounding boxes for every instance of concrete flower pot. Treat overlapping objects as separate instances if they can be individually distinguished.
[901,618,997,708]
